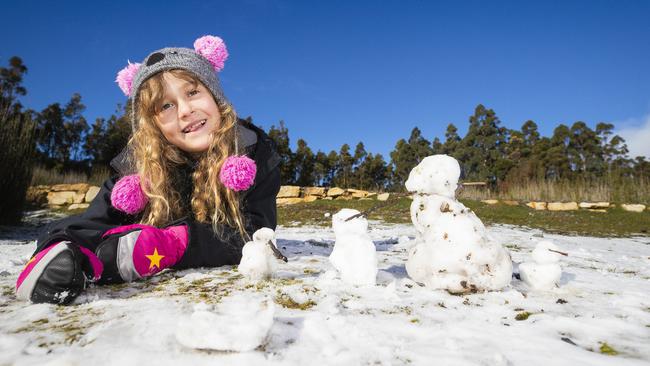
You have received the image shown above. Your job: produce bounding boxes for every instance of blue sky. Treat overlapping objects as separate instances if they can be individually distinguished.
[3,0,650,158]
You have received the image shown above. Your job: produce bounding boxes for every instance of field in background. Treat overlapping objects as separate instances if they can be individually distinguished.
[33,166,650,204]
[277,197,650,237]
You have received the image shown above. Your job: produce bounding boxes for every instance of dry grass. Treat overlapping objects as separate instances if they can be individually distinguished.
[459,178,650,204]
[30,165,89,186]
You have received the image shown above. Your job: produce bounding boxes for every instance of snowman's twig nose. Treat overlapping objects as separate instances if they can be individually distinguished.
[268,240,288,262]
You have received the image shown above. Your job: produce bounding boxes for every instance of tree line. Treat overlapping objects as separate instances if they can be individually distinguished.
[3,55,649,199]
[269,104,648,191]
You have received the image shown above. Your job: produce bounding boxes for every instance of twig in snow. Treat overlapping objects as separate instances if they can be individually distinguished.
[548,249,569,256]
[268,240,288,262]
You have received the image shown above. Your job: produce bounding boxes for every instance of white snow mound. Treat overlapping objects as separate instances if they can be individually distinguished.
[175,294,275,351]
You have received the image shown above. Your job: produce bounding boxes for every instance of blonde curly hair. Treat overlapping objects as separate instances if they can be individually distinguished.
[128,69,248,239]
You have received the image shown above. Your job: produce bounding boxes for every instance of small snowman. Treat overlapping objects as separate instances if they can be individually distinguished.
[239,227,287,281]
[518,241,564,290]
[329,208,378,286]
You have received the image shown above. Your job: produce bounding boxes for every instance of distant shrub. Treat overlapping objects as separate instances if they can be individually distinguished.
[0,113,37,224]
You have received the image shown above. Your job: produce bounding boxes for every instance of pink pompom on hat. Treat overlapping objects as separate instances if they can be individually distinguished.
[220,155,257,191]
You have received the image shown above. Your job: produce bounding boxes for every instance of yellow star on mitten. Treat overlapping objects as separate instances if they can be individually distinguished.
[145,248,165,270]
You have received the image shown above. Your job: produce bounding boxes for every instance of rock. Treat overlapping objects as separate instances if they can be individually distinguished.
[327,187,345,197]
[588,209,607,213]
[51,183,90,193]
[621,204,646,213]
[85,186,101,203]
[376,193,390,201]
[68,203,90,210]
[579,202,610,209]
[322,196,334,200]
[303,187,327,197]
[277,186,301,198]
[276,197,304,205]
[526,202,547,210]
[304,196,318,202]
[547,202,579,211]
[73,191,86,204]
[26,186,49,206]
[47,191,77,206]
[481,199,499,205]
[347,189,370,198]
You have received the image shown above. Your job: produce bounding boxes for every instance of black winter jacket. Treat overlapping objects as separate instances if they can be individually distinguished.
[33,120,281,269]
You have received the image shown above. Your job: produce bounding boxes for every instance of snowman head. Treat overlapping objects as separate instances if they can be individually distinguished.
[332,208,369,235]
[253,227,275,243]
[531,241,562,264]
[405,155,461,197]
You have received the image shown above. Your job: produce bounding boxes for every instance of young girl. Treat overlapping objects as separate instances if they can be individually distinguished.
[15,35,281,304]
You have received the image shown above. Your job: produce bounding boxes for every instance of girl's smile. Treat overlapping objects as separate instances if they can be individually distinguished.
[155,72,221,154]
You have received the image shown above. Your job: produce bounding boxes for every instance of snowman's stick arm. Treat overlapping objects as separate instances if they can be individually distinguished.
[268,240,288,262]
[548,249,569,256]
[345,193,410,222]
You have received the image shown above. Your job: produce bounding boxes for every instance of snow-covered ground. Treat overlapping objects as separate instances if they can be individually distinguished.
[1,211,649,365]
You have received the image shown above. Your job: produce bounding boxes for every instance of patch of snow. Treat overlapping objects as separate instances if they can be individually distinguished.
[0,218,649,365]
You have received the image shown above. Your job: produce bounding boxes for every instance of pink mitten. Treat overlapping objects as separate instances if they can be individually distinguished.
[98,224,188,282]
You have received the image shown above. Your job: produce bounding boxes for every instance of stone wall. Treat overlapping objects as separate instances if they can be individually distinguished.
[481,199,647,213]
[25,184,648,213]
[27,184,100,211]
[276,185,389,205]
[26,184,391,210]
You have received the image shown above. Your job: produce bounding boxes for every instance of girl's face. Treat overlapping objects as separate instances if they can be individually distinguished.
[154,72,221,155]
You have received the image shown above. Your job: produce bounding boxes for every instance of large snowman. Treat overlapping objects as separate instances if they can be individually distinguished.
[404,155,512,292]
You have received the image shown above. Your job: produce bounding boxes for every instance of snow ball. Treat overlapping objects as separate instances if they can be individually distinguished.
[405,154,461,197]
[176,294,275,352]
[531,241,563,264]
[332,208,368,235]
[253,227,275,243]
[519,261,561,290]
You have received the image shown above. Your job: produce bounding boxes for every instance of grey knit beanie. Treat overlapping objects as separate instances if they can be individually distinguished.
[116,35,229,131]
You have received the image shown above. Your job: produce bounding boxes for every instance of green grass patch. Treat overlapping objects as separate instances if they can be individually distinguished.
[274,292,316,310]
[599,342,619,355]
[278,198,650,237]
[515,311,532,321]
